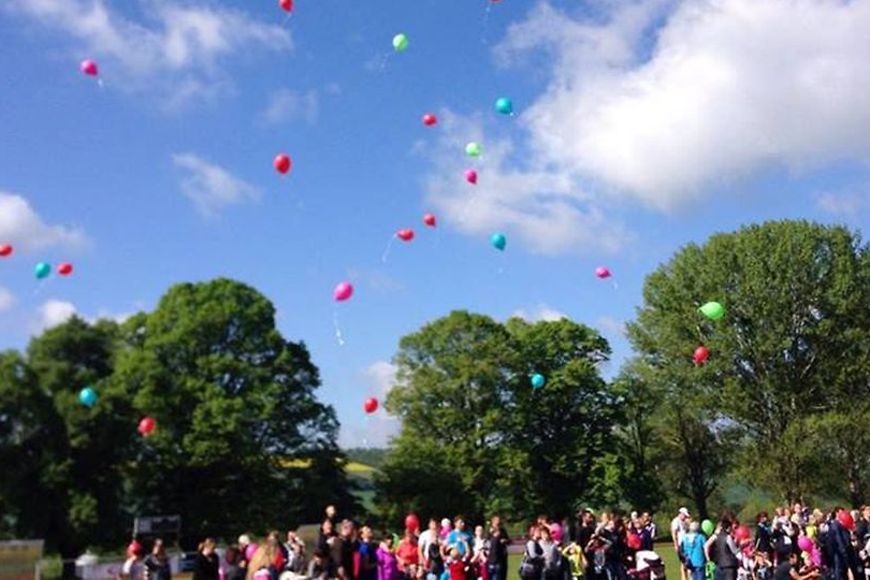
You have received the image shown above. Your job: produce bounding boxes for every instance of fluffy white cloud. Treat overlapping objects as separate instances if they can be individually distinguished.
[422,111,630,255]
[260,89,319,125]
[498,0,870,209]
[594,315,625,338]
[173,153,260,216]
[0,287,14,312]
[5,0,292,104]
[0,192,87,252]
[815,189,869,216]
[33,299,77,333]
[511,304,568,322]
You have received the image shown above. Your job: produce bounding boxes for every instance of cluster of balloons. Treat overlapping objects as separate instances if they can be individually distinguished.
[692,301,726,365]
[34,261,74,280]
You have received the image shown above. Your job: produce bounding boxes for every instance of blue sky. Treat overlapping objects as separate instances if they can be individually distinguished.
[1,0,869,446]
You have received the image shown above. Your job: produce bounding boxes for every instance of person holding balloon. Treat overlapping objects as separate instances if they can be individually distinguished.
[680,522,708,580]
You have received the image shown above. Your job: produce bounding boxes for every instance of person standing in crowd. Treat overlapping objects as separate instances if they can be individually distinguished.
[487,520,508,580]
[471,525,489,580]
[774,551,819,580]
[377,534,400,580]
[224,546,246,580]
[680,522,707,580]
[308,548,333,580]
[519,525,544,580]
[755,512,773,561]
[192,538,220,580]
[143,538,171,580]
[419,519,440,570]
[642,513,657,545]
[283,529,306,574]
[246,532,285,580]
[602,516,627,580]
[329,520,357,580]
[425,535,445,580]
[358,526,379,580]
[397,528,420,579]
[707,518,740,580]
[824,508,856,580]
[119,540,145,580]
[856,506,870,546]
[539,525,562,580]
[673,508,691,580]
[447,517,472,558]
[318,519,336,554]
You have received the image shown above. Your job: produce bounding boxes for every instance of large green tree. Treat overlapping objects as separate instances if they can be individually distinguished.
[115,279,357,540]
[627,220,870,503]
[376,311,621,524]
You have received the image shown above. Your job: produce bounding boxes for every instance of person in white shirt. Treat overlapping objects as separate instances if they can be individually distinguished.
[419,519,440,567]
[672,508,691,580]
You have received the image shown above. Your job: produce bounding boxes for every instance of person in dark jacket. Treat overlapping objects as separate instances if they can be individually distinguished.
[143,539,172,580]
[225,546,246,580]
[192,538,220,580]
[709,520,740,580]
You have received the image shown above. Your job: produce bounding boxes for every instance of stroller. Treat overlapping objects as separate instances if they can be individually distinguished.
[630,550,666,580]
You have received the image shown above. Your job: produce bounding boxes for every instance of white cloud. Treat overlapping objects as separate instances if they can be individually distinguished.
[497,0,870,209]
[172,153,260,216]
[33,299,77,333]
[511,304,568,322]
[815,189,868,216]
[5,0,292,104]
[0,287,14,312]
[0,192,87,252]
[595,315,625,338]
[422,111,630,255]
[260,89,319,125]
[363,361,398,400]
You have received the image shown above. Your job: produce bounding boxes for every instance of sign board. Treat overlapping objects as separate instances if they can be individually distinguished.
[0,540,44,580]
[134,515,181,536]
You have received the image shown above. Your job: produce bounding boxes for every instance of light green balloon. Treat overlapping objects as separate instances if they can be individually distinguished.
[465,142,482,157]
[393,33,409,52]
[699,301,725,321]
[701,519,714,536]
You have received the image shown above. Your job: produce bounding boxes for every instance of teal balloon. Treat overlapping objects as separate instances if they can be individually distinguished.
[490,232,507,251]
[531,373,545,389]
[78,387,98,408]
[699,301,725,321]
[34,262,51,280]
[495,97,513,115]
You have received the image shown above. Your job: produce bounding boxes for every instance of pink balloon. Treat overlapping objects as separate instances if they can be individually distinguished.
[810,547,821,567]
[797,537,813,553]
[334,282,354,302]
[245,543,258,561]
[595,266,612,279]
[465,169,478,185]
[80,59,98,76]
[549,523,563,543]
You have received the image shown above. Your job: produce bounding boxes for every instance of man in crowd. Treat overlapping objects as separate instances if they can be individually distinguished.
[672,507,691,580]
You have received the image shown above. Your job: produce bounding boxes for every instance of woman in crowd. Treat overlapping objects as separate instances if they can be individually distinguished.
[142,538,172,580]
[192,538,219,580]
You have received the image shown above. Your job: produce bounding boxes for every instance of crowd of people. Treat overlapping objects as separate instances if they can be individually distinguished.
[115,504,870,580]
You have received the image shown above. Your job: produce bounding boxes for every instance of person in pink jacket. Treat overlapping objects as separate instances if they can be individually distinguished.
[377,535,401,580]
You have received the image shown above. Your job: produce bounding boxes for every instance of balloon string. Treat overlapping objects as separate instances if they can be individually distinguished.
[381,235,395,263]
[283,13,291,26]
[612,280,619,290]
[481,2,492,45]
[97,78,104,89]
[333,310,345,346]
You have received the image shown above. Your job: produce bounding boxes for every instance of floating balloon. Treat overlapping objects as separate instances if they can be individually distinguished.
[700,301,725,321]
[491,232,507,251]
[363,397,379,414]
[396,229,414,242]
[422,113,438,127]
[57,262,74,276]
[531,373,545,389]
[733,525,750,542]
[405,513,420,532]
[465,169,478,185]
[0,245,12,257]
[701,519,714,536]
[138,416,157,437]
[334,282,354,302]
[837,510,855,531]
[80,59,98,77]
[465,142,482,158]
[595,266,612,279]
[273,153,292,175]
[495,97,513,115]
[797,537,813,553]
[34,262,51,280]
[423,213,437,227]
[549,523,563,543]
[279,0,293,12]
[693,346,710,365]
[393,33,409,52]
[78,387,98,408]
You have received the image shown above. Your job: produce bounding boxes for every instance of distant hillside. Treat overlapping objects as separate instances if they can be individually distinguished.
[345,448,387,469]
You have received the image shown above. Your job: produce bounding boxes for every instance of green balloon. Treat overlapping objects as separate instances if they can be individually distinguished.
[699,301,725,320]
[701,519,714,536]
[465,142,482,157]
[393,33,409,52]
[34,262,51,280]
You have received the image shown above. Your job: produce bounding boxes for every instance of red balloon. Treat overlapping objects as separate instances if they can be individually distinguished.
[274,153,292,175]
[363,397,379,414]
[837,510,855,531]
[397,229,414,242]
[693,346,710,365]
[279,0,293,12]
[405,513,420,532]
[0,245,12,257]
[57,262,74,276]
[138,416,157,437]
[733,525,750,542]
[422,113,437,127]
[423,213,436,227]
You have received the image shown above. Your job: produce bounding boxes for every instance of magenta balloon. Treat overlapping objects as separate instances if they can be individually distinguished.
[797,537,813,553]
[595,266,611,279]
[550,523,563,542]
[334,282,354,302]
[80,59,98,76]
